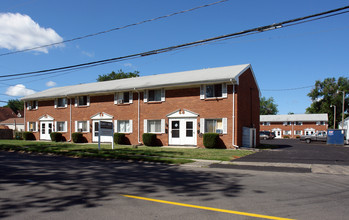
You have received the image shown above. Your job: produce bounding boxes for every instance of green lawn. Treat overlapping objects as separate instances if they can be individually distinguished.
[0,140,255,164]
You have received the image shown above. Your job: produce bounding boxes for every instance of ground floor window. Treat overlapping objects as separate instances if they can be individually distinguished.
[117,120,132,133]
[148,120,161,133]
[28,122,37,132]
[56,121,67,132]
[295,130,302,135]
[284,130,291,135]
[205,119,223,134]
[76,121,89,132]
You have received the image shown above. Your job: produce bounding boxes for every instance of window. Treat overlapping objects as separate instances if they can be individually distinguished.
[205,119,223,134]
[284,130,291,135]
[56,121,67,132]
[75,96,89,107]
[27,101,38,110]
[148,120,161,133]
[76,121,89,132]
[283,122,292,126]
[28,122,37,132]
[295,121,303,125]
[115,92,133,104]
[295,130,302,135]
[316,121,326,125]
[148,89,161,102]
[56,98,67,108]
[117,120,132,133]
[206,84,222,98]
[261,122,270,126]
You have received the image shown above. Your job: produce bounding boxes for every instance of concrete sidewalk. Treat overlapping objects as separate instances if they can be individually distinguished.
[181,159,349,175]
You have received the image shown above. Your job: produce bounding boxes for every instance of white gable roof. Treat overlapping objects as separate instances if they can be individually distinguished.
[22,64,257,101]
[260,114,328,122]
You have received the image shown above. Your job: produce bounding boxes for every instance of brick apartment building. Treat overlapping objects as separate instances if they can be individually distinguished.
[260,114,328,139]
[22,64,260,148]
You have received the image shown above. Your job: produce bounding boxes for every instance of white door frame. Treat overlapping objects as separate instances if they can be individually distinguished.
[91,112,114,142]
[39,114,54,140]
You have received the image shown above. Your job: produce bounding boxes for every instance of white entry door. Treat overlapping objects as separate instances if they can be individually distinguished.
[40,121,53,140]
[92,120,113,142]
[169,118,197,145]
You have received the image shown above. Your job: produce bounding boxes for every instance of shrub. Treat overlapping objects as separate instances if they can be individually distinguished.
[203,133,219,148]
[114,133,125,145]
[142,133,157,146]
[295,135,301,139]
[14,131,23,140]
[23,132,35,140]
[50,132,63,142]
[72,132,84,143]
[283,135,290,139]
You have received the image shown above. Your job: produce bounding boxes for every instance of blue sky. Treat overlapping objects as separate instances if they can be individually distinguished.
[0,0,348,114]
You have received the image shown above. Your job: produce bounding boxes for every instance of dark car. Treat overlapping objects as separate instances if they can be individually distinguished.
[260,131,274,140]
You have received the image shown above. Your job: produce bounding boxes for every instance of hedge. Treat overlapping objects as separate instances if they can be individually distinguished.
[50,132,63,142]
[114,133,125,145]
[142,133,157,146]
[23,132,35,140]
[72,132,84,143]
[203,133,219,148]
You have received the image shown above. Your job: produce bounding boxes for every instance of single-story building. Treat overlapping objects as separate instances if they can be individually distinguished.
[260,114,328,138]
[0,117,24,131]
[22,64,260,148]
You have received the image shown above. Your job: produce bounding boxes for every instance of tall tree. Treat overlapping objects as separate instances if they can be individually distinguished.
[5,99,24,114]
[97,69,139,82]
[306,77,349,128]
[260,96,278,115]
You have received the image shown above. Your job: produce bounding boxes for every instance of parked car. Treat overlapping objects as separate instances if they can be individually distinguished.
[300,131,327,143]
[260,131,274,140]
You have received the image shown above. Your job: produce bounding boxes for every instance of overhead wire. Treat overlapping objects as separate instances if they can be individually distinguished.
[1,5,349,80]
[0,0,229,57]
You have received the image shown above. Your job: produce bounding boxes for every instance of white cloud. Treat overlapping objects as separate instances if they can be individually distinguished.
[0,13,63,53]
[5,84,35,97]
[46,81,56,87]
[124,63,133,67]
[81,50,94,58]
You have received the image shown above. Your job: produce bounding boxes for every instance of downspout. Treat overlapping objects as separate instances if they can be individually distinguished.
[230,79,237,148]
[134,88,141,144]
[69,97,72,142]
[23,101,26,132]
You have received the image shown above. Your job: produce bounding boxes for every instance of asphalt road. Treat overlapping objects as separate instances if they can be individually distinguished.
[1,150,349,220]
[236,139,349,165]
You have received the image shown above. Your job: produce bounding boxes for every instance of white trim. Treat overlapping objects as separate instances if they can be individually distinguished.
[129,92,133,104]
[144,119,148,133]
[144,90,148,103]
[161,119,165,133]
[200,118,205,133]
[114,93,118,104]
[222,118,227,134]
[161,89,165,102]
[114,120,118,133]
[200,85,205,99]
[129,120,133,133]
[222,83,227,98]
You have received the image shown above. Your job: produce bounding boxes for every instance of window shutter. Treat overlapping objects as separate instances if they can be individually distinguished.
[316,121,320,125]
[55,121,57,132]
[283,122,287,126]
[64,99,68,108]
[144,90,148,103]
[54,99,57,108]
[114,93,118,104]
[161,89,165,102]
[35,101,38,109]
[222,118,227,134]
[129,120,133,133]
[64,121,67,132]
[200,118,205,133]
[114,120,118,133]
[87,96,90,106]
[27,122,29,131]
[200,85,205,99]
[161,119,165,133]
[36,122,38,132]
[222,83,227,98]
[26,102,29,110]
[75,97,78,107]
[144,119,148,133]
[86,120,90,132]
[129,92,133,104]
[75,121,78,132]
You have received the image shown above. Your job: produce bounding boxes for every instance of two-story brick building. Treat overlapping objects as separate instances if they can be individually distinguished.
[22,64,260,148]
[260,114,328,139]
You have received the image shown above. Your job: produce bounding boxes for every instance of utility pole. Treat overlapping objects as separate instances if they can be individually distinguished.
[338,90,346,128]
[330,105,336,129]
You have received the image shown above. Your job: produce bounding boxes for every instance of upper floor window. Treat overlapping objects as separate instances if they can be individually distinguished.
[114,92,133,104]
[144,89,165,103]
[200,83,227,99]
[261,122,270,126]
[27,101,38,110]
[283,121,292,126]
[75,96,90,107]
[316,121,326,125]
[295,121,303,125]
[55,98,67,108]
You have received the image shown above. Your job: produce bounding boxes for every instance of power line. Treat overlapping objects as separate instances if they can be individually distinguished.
[0,0,228,57]
[262,85,314,92]
[1,5,349,79]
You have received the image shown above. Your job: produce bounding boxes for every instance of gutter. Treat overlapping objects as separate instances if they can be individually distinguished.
[230,79,238,148]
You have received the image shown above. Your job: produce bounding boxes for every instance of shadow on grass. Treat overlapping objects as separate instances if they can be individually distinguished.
[0,151,248,218]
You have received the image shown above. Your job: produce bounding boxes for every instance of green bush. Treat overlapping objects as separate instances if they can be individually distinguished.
[114,133,125,145]
[23,132,35,140]
[203,133,219,148]
[283,135,290,139]
[50,132,63,142]
[72,132,84,143]
[142,133,157,146]
[14,131,23,140]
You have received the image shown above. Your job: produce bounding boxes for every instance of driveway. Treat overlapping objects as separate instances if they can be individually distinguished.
[235,139,349,165]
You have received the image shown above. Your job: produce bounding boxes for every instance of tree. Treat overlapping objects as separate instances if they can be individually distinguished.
[5,99,24,114]
[306,77,349,128]
[97,69,139,82]
[260,96,278,115]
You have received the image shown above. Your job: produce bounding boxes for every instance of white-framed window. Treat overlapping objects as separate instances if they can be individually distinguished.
[55,98,67,108]
[144,89,165,103]
[283,121,292,126]
[75,96,90,107]
[295,121,303,125]
[27,101,38,110]
[115,120,133,133]
[55,121,67,132]
[144,119,165,133]
[284,130,291,135]
[200,83,227,99]
[200,118,227,134]
[27,122,38,132]
[261,122,270,126]
[295,130,302,135]
[75,121,90,132]
[316,121,326,125]
[114,92,133,104]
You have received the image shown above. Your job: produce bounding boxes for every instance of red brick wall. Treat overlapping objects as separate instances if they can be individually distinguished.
[24,68,260,148]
